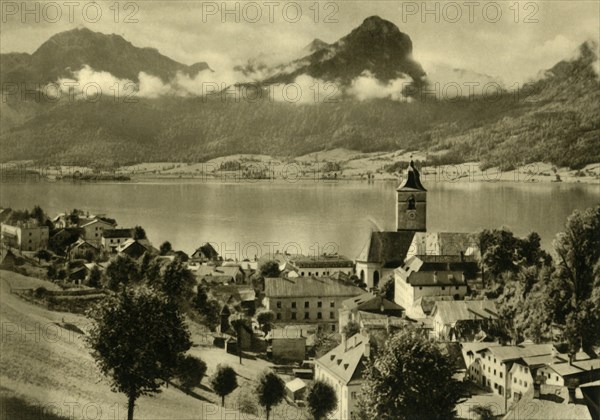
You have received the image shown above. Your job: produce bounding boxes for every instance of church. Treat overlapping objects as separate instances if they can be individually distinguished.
[355,161,479,292]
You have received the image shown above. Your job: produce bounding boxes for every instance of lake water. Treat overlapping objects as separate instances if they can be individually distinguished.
[1,179,598,259]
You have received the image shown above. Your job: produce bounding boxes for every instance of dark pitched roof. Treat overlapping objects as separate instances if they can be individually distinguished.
[102,228,133,239]
[193,243,219,259]
[356,231,415,267]
[342,292,404,313]
[397,160,426,192]
[265,276,364,298]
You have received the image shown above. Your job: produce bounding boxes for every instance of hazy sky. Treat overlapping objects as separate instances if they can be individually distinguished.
[1,1,599,84]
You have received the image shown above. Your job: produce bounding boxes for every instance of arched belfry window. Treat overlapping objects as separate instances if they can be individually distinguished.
[407,195,416,210]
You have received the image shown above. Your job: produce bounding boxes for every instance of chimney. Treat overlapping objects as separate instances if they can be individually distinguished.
[363,341,370,358]
[341,332,347,351]
[567,386,576,404]
[533,378,541,399]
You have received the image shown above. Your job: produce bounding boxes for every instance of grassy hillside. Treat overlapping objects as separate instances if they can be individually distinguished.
[0,270,269,419]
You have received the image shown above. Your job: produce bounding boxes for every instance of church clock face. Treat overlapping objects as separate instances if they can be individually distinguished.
[407,210,417,220]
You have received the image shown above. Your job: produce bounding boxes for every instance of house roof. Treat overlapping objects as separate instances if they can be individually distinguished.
[478,343,553,362]
[357,311,405,329]
[503,385,592,420]
[546,359,600,378]
[431,300,499,324]
[80,218,115,228]
[196,265,242,279]
[265,276,365,298]
[286,378,307,393]
[342,292,404,312]
[210,285,256,303]
[259,252,354,269]
[356,231,415,267]
[268,328,305,340]
[192,243,219,259]
[316,333,370,385]
[396,256,472,286]
[69,238,99,250]
[102,228,133,239]
[397,161,427,192]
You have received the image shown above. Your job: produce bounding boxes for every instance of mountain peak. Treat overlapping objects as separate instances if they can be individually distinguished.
[303,38,330,54]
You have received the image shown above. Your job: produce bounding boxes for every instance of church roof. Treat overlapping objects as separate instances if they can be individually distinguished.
[397,160,427,192]
[356,231,415,267]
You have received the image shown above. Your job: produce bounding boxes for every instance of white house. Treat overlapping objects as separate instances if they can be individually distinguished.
[314,331,371,420]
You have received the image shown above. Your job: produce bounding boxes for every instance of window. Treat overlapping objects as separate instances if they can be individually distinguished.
[519,380,522,385]
[555,375,559,381]
[301,272,305,276]
[276,313,281,320]
[304,312,309,319]
[494,369,496,376]
[330,312,335,319]
[330,301,335,308]
[488,367,490,373]
[500,372,503,378]
[291,302,297,309]
[524,382,527,387]
[351,392,357,400]
[317,312,322,319]
[331,324,336,332]
[419,287,423,290]
[442,286,446,290]
[455,286,459,290]
[276,301,282,309]
[317,302,322,308]
[305,301,309,308]
[514,378,517,384]
[291,313,297,320]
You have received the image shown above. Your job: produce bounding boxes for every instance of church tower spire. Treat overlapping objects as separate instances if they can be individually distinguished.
[396,160,427,232]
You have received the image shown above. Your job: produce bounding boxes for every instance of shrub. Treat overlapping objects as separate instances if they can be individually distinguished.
[34,287,47,298]
[176,355,207,390]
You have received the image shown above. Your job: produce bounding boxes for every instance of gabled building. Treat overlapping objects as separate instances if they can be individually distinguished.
[430,300,499,340]
[338,292,404,331]
[264,276,365,332]
[117,239,148,259]
[394,255,471,318]
[259,252,355,278]
[462,342,556,398]
[191,243,220,263]
[1,220,49,252]
[314,331,372,420]
[101,228,133,253]
[195,263,245,285]
[66,238,100,260]
[80,218,116,245]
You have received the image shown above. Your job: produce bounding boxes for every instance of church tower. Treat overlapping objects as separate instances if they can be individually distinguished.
[396,160,427,232]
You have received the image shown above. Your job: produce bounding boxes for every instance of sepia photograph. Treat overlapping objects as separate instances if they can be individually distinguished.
[0,1,599,419]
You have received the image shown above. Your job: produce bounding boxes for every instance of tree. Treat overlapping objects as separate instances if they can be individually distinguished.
[34,249,52,263]
[133,226,146,240]
[256,310,275,335]
[86,266,102,288]
[86,286,191,420]
[256,370,285,420]
[342,320,361,338]
[209,364,238,406]
[356,328,462,420]
[380,277,394,301]
[156,258,195,307]
[259,260,280,278]
[105,254,140,291]
[550,205,600,352]
[159,241,173,256]
[31,205,46,226]
[194,284,209,311]
[175,355,207,390]
[314,328,340,358]
[201,299,221,331]
[307,380,337,420]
